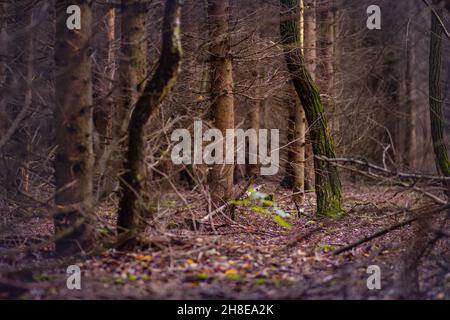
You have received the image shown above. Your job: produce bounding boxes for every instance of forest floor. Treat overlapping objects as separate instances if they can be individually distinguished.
[0,182,449,299]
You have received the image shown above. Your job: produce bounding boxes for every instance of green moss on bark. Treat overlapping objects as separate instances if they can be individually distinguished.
[428,5,450,194]
[280,0,344,217]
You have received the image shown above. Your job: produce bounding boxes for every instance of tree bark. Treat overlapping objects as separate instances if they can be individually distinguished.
[281,0,315,195]
[301,0,315,192]
[404,4,417,169]
[117,0,182,249]
[115,0,147,143]
[93,3,116,199]
[280,0,343,217]
[208,0,235,203]
[0,1,7,127]
[246,64,263,178]
[54,0,94,255]
[428,2,450,192]
[293,97,306,203]
[303,0,316,80]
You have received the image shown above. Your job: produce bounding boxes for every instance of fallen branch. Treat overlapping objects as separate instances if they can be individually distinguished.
[332,205,449,255]
[332,216,417,255]
[317,156,448,205]
[316,156,450,182]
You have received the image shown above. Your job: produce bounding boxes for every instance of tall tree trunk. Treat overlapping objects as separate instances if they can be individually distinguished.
[283,0,310,201]
[208,0,235,203]
[301,0,315,192]
[0,3,8,126]
[117,0,182,249]
[303,0,316,80]
[404,5,417,169]
[315,0,336,185]
[115,0,147,142]
[316,1,334,90]
[428,2,450,192]
[293,97,306,203]
[93,3,116,199]
[107,0,148,198]
[54,0,94,255]
[0,1,10,189]
[283,97,296,188]
[280,0,343,217]
[0,1,7,129]
[246,64,263,178]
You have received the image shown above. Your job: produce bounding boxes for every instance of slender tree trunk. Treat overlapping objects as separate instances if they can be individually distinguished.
[283,98,296,188]
[107,0,148,196]
[280,0,343,217]
[54,0,94,255]
[117,0,182,249]
[428,2,450,193]
[303,0,316,80]
[0,2,9,188]
[115,0,147,142]
[404,8,416,169]
[0,2,7,124]
[246,64,263,178]
[317,1,334,90]
[93,3,116,198]
[315,0,336,185]
[208,0,235,203]
[283,1,301,192]
[283,0,309,201]
[293,97,305,203]
[302,0,315,192]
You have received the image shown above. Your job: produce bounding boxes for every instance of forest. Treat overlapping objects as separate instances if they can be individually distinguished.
[0,0,449,300]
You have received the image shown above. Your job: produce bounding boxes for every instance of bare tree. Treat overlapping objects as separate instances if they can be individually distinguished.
[117,0,183,249]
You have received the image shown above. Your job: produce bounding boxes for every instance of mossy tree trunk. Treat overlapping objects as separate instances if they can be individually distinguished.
[428,2,450,193]
[117,0,182,249]
[207,0,235,203]
[280,0,343,217]
[54,0,94,255]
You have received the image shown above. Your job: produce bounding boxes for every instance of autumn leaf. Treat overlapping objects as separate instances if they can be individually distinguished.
[135,255,152,262]
[224,269,238,276]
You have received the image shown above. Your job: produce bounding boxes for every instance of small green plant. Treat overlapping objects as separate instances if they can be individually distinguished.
[229,187,293,230]
[317,243,336,253]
